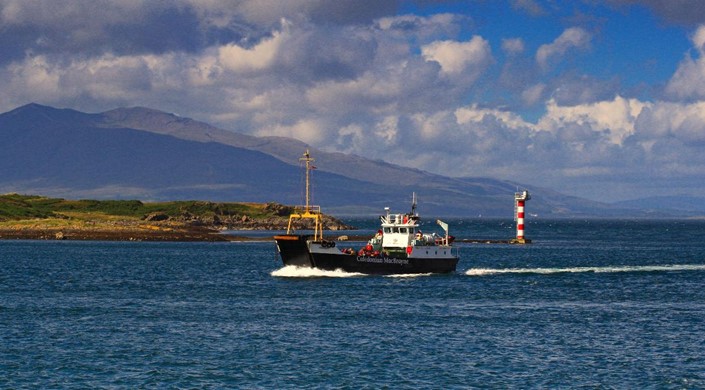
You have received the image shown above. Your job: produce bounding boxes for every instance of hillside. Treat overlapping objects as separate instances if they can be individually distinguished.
[0,103,659,217]
[612,195,705,215]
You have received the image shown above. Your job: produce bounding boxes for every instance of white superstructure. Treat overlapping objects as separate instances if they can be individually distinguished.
[359,194,455,259]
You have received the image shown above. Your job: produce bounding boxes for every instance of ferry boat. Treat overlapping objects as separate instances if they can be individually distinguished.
[274,150,459,275]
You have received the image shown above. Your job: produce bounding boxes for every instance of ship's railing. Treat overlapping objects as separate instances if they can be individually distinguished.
[287,205,323,241]
[381,214,418,225]
[292,205,321,214]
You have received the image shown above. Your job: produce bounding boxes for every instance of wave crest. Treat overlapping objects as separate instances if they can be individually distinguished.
[466,264,705,276]
[271,265,363,278]
[385,273,433,278]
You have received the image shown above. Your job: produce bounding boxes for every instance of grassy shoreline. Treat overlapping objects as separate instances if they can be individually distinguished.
[0,194,352,241]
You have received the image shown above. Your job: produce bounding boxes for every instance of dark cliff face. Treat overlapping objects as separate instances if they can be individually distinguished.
[0,103,652,217]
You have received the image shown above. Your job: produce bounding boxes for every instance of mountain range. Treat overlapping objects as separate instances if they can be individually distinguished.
[0,103,697,218]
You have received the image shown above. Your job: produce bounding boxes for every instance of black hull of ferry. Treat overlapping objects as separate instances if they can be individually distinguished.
[274,235,458,275]
[273,235,313,267]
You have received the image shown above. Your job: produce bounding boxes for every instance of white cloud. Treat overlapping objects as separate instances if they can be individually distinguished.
[413,111,454,140]
[455,105,531,130]
[5,52,190,104]
[511,0,545,16]
[374,116,399,145]
[692,24,705,51]
[536,27,591,69]
[7,55,62,100]
[421,36,493,77]
[256,118,325,145]
[304,70,405,118]
[522,83,545,105]
[218,29,284,72]
[188,53,222,86]
[666,24,705,99]
[335,123,365,153]
[635,101,705,143]
[502,38,525,55]
[537,96,647,144]
[0,0,22,23]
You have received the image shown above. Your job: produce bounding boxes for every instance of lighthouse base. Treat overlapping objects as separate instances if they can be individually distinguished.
[510,238,532,244]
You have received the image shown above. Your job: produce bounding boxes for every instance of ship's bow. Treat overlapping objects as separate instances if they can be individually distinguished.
[274,235,313,267]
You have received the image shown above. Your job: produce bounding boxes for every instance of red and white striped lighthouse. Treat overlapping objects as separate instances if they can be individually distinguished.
[514,190,531,244]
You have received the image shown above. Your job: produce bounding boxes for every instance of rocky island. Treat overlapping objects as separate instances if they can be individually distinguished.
[0,194,352,241]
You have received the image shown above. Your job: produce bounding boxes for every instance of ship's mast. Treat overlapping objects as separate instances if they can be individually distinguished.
[301,149,314,213]
[284,149,323,241]
[411,192,417,216]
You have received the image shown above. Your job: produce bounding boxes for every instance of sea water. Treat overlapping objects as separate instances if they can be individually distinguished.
[1,219,704,388]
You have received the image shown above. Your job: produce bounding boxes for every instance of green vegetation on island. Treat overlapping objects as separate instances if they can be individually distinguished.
[0,194,351,241]
[0,193,276,220]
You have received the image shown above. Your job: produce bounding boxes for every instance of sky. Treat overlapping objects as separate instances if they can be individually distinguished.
[2,0,705,203]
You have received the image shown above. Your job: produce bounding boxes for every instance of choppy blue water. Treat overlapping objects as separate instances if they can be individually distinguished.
[1,219,705,388]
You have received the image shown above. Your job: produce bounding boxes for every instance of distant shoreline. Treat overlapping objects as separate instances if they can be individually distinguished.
[0,228,526,244]
[0,227,231,242]
[0,227,371,242]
